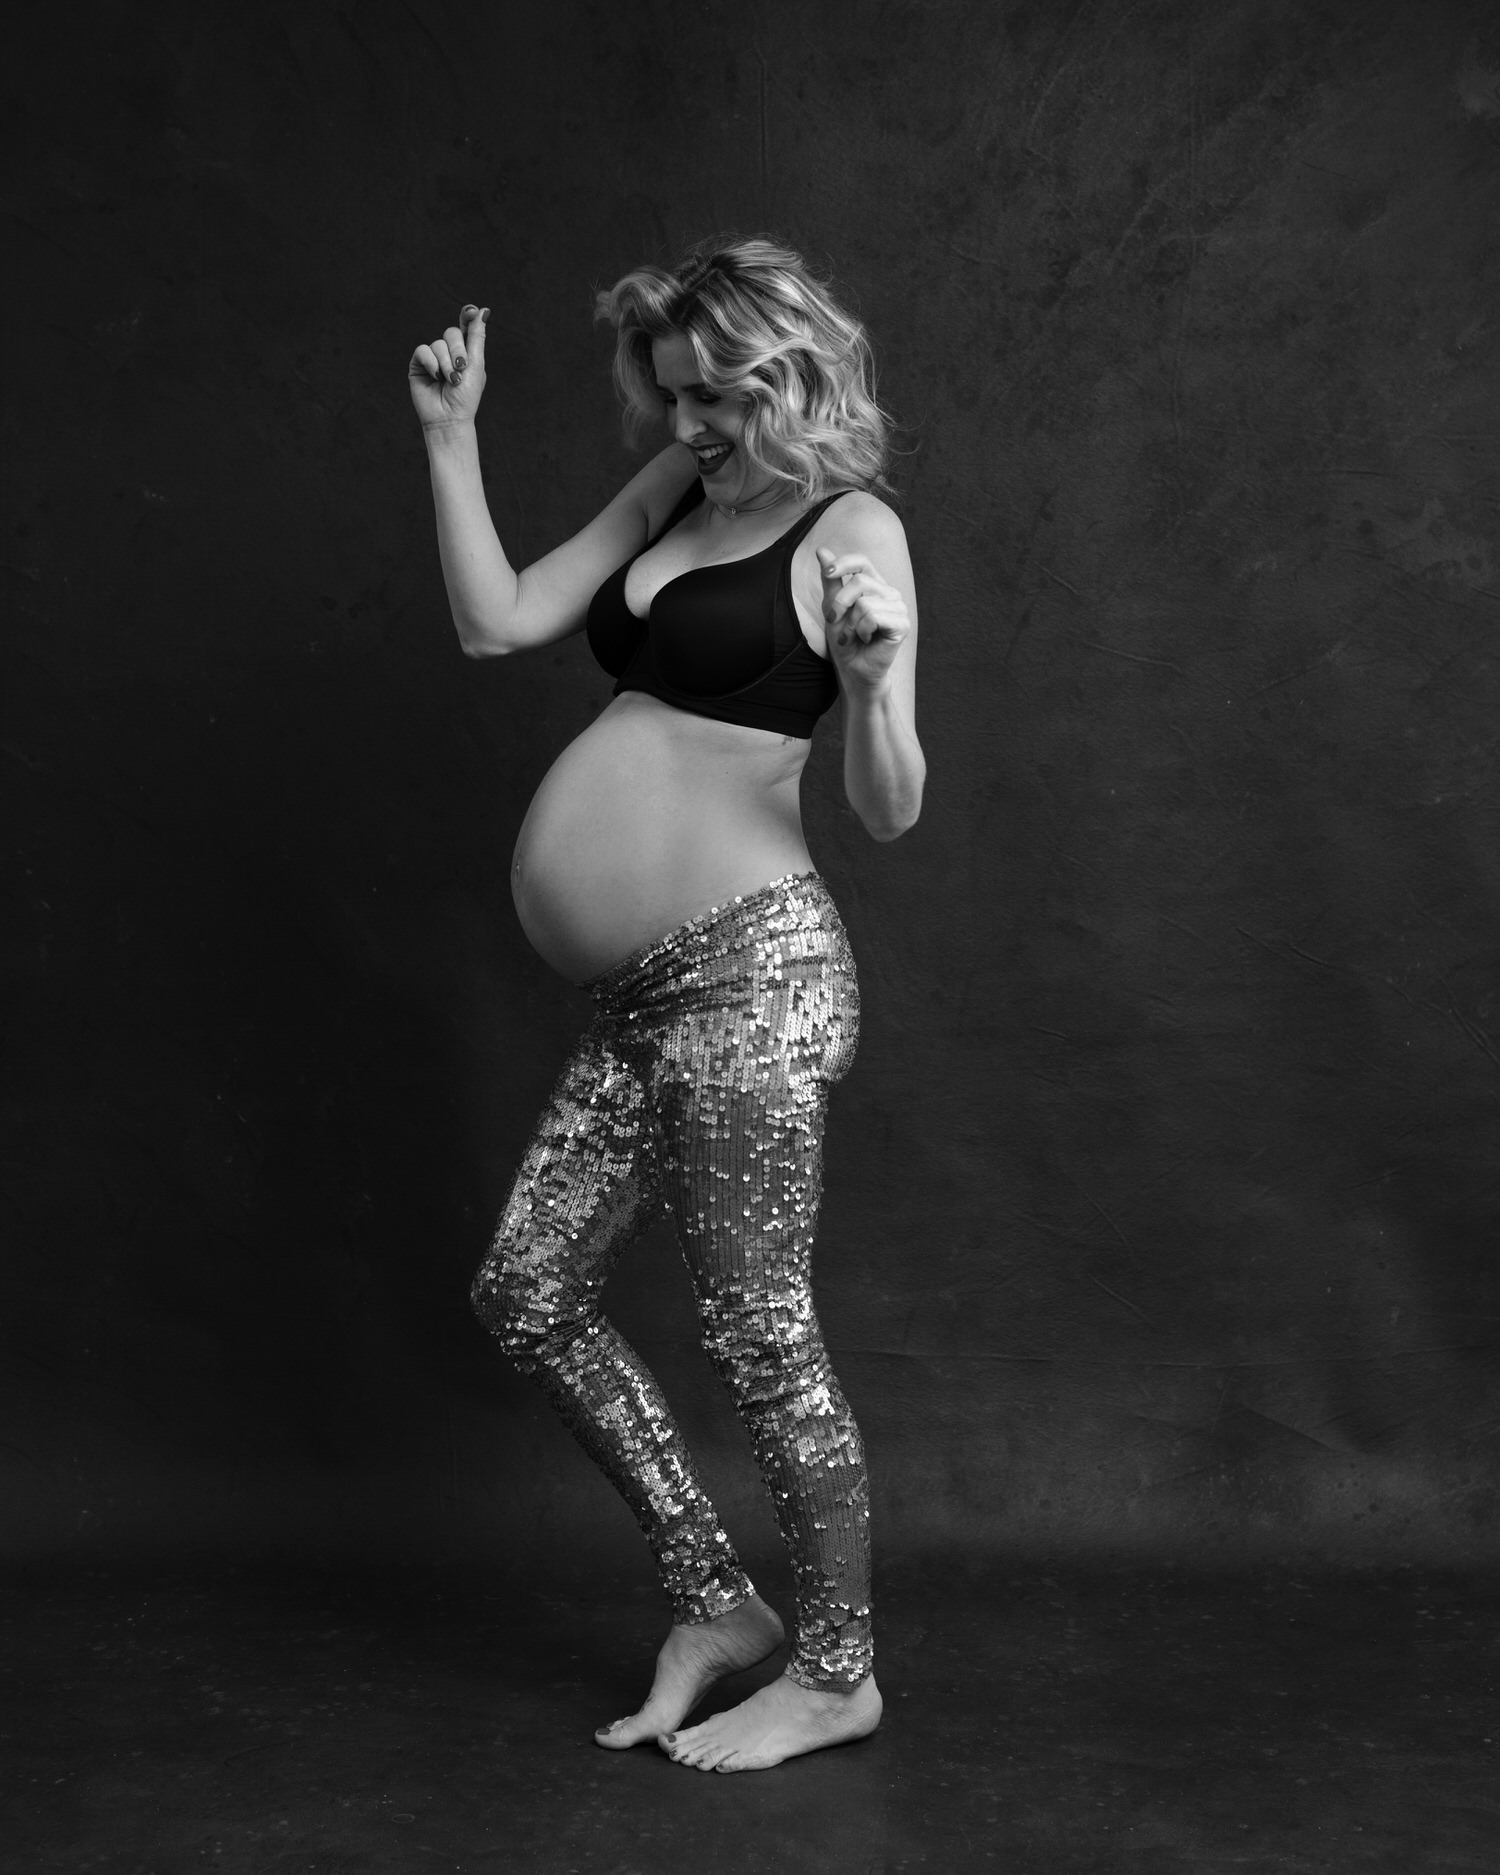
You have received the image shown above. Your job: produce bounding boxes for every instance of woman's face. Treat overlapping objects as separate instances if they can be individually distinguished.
[651,332,769,507]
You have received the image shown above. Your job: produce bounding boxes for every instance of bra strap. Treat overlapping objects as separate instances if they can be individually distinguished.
[780,489,855,556]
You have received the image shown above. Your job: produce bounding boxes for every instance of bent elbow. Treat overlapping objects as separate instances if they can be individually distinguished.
[457,624,515,659]
[863,795,923,843]
[879,773,925,842]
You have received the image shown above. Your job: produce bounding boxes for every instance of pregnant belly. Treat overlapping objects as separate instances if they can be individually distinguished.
[511,694,814,983]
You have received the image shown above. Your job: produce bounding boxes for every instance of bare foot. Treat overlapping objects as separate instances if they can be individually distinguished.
[593,1594,785,1750]
[660,1669,882,1772]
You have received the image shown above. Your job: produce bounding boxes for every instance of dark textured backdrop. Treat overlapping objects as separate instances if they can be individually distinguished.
[5,0,1499,1575]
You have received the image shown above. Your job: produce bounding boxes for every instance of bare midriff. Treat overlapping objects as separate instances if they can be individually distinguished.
[511,691,816,984]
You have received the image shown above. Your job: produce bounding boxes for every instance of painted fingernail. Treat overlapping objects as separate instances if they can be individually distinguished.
[461,304,477,315]
[454,357,467,372]
[449,369,461,385]
[480,307,490,319]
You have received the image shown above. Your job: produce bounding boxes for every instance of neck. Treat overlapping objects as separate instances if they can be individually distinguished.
[708,480,794,520]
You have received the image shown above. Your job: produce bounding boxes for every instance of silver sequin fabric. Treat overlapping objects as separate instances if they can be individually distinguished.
[471,873,873,1689]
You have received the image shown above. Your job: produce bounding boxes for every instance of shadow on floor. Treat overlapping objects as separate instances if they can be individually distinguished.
[2,1557,1495,1872]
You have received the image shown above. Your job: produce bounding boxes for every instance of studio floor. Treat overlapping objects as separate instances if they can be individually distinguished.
[2,1556,1494,1873]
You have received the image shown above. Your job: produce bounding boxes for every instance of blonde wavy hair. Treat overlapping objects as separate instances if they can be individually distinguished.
[595,235,893,502]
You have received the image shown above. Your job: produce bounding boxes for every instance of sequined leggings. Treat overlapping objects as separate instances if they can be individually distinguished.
[471,874,871,1689]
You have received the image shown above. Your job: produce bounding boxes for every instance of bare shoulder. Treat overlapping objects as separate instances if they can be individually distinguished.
[791,488,918,652]
[812,489,910,561]
[809,491,915,602]
[630,442,701,534]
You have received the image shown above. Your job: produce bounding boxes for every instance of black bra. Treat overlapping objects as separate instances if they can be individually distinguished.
[585,482,844,739]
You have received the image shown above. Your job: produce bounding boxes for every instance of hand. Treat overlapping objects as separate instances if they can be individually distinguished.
[816,548,912,694]
[409,304,488,430]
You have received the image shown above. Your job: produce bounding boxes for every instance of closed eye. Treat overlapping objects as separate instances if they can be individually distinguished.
[653,383,720,407]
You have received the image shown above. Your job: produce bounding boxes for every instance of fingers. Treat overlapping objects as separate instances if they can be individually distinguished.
[820,570,909,649]
[821,570,885,628]
[838,597,882,645]
[818,548,854,627]
[814,547,910,671]
[817,549,889,627]
[414,336,453,383]
[411,306,489,391]
[415,339,459,385]
[817,547,857,614]
[461,303,489,368]
[818,550,878,586]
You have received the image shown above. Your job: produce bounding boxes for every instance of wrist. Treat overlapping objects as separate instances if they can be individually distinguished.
[841,671,897,713]
[422,417,478,452]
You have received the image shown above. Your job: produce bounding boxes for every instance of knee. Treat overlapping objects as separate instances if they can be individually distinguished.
[698,1311,824,1409]
[470,1242,564,1359]
[469,1252,519,1345]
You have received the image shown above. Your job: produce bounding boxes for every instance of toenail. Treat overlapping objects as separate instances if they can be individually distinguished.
[664,1732,677,1744]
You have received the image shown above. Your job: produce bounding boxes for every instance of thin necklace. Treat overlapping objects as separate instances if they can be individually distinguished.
[709,483,793,520]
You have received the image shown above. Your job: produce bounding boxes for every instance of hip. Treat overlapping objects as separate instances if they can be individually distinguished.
[584,872,860,1084]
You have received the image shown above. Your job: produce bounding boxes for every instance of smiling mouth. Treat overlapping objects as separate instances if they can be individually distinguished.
[694,443,732,474]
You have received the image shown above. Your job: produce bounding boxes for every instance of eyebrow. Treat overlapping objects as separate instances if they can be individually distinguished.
[653,381,714,397]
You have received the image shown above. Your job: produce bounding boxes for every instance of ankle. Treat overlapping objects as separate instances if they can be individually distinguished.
[784,1666,875,1698]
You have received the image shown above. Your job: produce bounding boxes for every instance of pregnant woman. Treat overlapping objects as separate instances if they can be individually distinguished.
[409,237,923,1773]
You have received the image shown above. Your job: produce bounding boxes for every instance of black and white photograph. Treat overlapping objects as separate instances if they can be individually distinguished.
[4,2,1498,1869]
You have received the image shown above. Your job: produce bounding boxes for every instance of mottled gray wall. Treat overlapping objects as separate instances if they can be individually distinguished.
[5,0,1499,1571]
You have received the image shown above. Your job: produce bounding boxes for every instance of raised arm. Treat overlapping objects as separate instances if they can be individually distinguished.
[813,495,926,842]
[409,305,695,657]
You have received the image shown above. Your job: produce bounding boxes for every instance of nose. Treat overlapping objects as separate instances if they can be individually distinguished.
[672,402,704,445]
